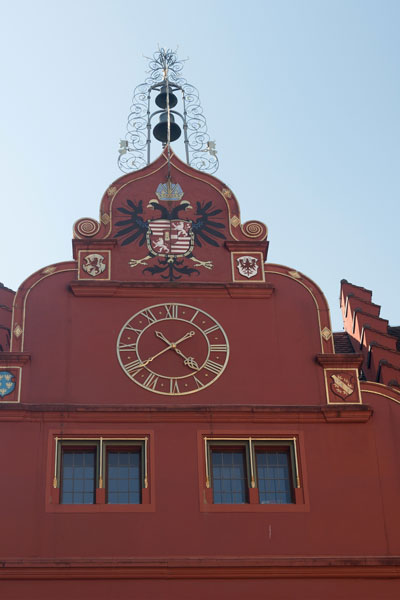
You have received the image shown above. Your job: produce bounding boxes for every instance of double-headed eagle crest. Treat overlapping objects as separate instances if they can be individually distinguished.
[115,182,225,280]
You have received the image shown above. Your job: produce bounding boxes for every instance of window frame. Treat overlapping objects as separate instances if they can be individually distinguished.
[105,443,143,505]
[209,444,250,504]
[59,444,97,505]
[51,436,149,509]
[204,436,302,509]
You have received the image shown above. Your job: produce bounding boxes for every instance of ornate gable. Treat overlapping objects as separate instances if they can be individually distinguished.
[73,148,268,285]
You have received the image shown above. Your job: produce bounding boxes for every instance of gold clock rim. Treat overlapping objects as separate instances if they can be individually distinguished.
[116,302,230,396]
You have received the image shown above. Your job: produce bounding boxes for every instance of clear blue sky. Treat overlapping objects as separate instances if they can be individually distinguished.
[1,0,399,330]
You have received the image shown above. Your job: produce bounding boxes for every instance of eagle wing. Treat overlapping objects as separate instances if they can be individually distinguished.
[114,199,149,246]
[191,201,225,247]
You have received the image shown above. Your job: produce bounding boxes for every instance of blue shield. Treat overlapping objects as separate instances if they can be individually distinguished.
[0,371,16,397]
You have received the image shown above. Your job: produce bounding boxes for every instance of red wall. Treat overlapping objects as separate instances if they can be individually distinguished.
[1,155,400,596]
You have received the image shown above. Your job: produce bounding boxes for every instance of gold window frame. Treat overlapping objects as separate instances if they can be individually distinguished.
[204,437,300,491]
[53,437,148,490]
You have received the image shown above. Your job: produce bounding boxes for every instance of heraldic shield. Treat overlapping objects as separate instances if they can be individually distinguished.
[147,219,194,257]
[0,371,16,398]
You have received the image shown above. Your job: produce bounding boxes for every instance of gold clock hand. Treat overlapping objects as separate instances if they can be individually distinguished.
[155,331,198,369]
[174,347,199,370]
[140,330,197,368]
[173,330,196,347]
[155,330,195,348]
[138,343,173,367]
[155,331,171,345]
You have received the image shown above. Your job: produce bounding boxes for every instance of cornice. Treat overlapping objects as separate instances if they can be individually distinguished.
[225,240,269,260]
[0,556,399,580]
[0,352,31,365]
[72,238,118,259]
[0,404,372,424]
[316,353,364,368]
[70,281,274,299]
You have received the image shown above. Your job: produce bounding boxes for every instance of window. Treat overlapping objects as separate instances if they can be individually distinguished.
[53,437,148,505]
[255,447,293,504]
[212,449,248,504]
[205,437,300,505]
[61,448,96,505]
[107,448,141,504]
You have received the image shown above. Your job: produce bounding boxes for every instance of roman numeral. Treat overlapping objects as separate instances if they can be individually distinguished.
[193,376,204,389]
[143,373,159,391]
[140,309,157,324]
[204,359,223,375]
[125,325,142,335]
[124,359,143,376]
[209,344,227,353]
[203,324,219,335]
[169,379,180,394]
[118,342,137,352]
[165,304,179,319]
[190,310,199,323]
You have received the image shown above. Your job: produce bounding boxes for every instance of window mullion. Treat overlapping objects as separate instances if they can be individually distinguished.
[144,437,148,488]
[99,437,104,488]
[205,437,210,488]
[249,438,255,488]
[292,437,300,488]
[53,437,58,488]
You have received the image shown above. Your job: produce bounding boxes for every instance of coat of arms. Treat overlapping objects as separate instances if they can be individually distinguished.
[82,253,106,277]
[0,371,16,398]
[114,181,225,281]
[330,373,355,400]
[236,255,259,279]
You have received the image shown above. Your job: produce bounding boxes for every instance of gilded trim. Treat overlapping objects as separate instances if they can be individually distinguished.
[324,368,362,405]
[265,269,334,354]
[102,161,167,239]
[11,266,77,352]
[54,436,149,490]
[231,252,265,283]
[170,160,243,241]
[204,436,300,490]
[0,366,22,404]
[77,250,111,281]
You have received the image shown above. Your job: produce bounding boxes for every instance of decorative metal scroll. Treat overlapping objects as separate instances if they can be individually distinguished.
[118,48,219,174]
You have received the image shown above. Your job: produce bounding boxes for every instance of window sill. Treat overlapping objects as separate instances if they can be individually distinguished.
[200,486,308,512]
[46,487,155,513]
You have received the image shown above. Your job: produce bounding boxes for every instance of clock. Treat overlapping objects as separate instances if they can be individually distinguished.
[116,303,229,395]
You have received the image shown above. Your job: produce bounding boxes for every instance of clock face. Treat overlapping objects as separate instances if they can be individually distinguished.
[116,303,229,395]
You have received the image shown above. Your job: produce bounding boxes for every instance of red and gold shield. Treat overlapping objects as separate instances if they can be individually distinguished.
[147,220,193,256]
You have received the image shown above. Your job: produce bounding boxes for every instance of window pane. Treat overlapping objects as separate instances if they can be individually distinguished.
[211,450,247,504]
[61,450,95,505]
[107,450,141,504]
[256,450,292,504]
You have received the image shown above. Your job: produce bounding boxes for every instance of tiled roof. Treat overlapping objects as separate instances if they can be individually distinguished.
[333,331,356,354]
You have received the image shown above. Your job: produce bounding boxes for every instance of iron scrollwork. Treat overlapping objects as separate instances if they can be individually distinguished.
[118,48,219,174]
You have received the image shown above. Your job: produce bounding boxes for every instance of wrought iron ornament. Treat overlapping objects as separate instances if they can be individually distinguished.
[118,48,219,174]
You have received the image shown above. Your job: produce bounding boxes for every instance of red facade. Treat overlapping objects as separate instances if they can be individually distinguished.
[1,149,400,598]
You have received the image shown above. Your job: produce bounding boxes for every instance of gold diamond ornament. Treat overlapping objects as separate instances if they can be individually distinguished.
[14,325,23,338]
[321,327,332,341]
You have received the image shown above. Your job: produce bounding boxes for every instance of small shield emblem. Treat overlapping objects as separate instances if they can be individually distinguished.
[237,255,259,279]
[147,219,193,256]
[82,253,106,277]
[0,371,16,397]
[330,373,355,400]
